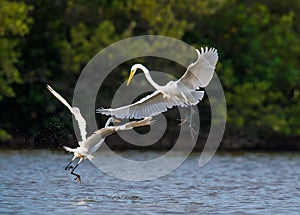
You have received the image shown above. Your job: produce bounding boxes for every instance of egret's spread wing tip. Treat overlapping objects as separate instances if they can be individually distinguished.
[46,84,53,91]
[96,107,111,116]
[96,107,107,113]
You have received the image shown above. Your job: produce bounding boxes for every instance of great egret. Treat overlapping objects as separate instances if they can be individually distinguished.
[47,85,153,182]
[96,47,218,120]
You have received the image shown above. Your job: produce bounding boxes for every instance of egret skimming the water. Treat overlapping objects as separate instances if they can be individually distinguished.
[47,85,153,182]
[97,47,218,120]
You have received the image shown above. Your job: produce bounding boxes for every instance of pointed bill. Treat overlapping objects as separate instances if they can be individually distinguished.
[113,118,121,123]
[127,70,135,86]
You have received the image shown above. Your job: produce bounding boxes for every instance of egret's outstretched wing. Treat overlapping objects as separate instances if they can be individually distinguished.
[82,132,105,153]
[97,91,179,119]
[178,47,218,90]
[97,117,154,138]
[89,139,105,155]
[47,85,73,112]
[46,84,87,142]
[84,117,153,153]
[119,117,154,130]
[71,107,87,143]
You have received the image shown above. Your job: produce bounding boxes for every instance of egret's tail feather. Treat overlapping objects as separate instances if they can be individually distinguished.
[191,91,204,101]
[63,146,76,153]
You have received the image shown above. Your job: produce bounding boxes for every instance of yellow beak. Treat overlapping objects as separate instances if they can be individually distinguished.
[127,70,135,86]
[113,118,121,123]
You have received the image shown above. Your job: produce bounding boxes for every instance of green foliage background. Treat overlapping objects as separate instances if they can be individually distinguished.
[0,0,299,149]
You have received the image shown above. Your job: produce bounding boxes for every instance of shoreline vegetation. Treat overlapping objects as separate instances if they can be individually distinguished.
[0,0,299,150]
[1,134,299,151]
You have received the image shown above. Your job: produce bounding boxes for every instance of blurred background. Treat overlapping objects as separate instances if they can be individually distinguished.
[0,0,299,150]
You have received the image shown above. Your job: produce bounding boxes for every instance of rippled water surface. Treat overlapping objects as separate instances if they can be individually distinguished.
[1,150,300,214]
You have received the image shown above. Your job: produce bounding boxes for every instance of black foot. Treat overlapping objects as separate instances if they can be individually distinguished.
[74,175,81,183]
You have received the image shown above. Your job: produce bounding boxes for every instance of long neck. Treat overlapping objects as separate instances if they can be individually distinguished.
[105,117,113,127]
[138,64,162,90]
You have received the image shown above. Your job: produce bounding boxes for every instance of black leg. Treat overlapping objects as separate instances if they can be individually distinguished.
[189,106,195,128]
[189,106,197,140]
[65,160,74,170]
[71,163,81,182]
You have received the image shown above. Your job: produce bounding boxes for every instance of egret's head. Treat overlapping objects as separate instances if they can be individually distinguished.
[127,64,142,86]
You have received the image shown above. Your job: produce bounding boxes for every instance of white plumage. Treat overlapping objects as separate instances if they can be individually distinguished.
[47,85,153,182]
[97,47,218,119]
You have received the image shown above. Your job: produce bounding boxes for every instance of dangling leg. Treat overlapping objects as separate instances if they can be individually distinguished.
[188,106,195,127]
[65,155,76,170]
[189,123,197,140]
[177,104,190,126]
[188,106,197,140]
[71,164,80,182]
[177,106,195,126]
[177,106,197,139]
[177,115,189,126]
[71,158,83,182]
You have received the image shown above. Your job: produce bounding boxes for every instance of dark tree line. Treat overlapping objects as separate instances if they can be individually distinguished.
[0,0,299,150]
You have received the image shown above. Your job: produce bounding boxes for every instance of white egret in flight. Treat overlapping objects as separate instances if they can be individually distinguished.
[96,47,218,120]
[47,85,153,182]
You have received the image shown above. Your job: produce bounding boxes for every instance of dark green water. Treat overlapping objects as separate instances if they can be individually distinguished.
[1,150,300,214]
